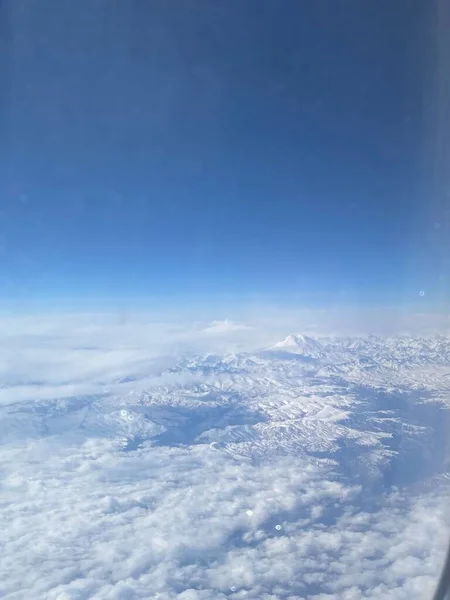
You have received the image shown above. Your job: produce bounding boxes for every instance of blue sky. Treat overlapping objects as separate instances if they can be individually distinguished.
[1,0,447,308]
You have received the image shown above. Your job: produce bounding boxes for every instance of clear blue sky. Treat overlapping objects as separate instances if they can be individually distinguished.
[1,0,448,308]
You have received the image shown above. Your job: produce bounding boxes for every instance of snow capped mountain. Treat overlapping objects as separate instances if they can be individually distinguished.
[150,334,450,479]
[270,333,326,357]
[1,321,450,599]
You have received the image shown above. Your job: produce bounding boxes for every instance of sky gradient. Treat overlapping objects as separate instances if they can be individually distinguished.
[2,0,449,308]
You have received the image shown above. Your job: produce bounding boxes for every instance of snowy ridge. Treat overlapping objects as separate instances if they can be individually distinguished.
[4,333,448,477]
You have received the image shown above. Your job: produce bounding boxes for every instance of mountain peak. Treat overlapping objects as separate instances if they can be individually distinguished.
[270,334,325,356]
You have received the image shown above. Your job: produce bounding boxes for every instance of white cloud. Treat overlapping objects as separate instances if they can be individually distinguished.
[1,435,448,599]
[201,320,253,334]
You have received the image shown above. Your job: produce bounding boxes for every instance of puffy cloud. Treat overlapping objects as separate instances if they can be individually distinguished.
[1,435,448,599]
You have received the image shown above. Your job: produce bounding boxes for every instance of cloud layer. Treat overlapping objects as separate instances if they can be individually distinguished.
[1,312,450,599]
[1,436,448,599]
